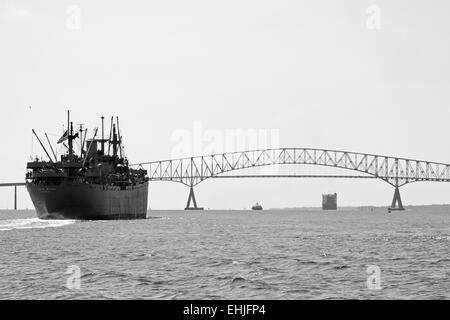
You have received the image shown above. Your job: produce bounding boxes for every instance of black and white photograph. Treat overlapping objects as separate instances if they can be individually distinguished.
[0,0,449,311]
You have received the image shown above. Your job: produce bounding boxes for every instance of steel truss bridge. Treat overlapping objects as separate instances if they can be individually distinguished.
[3,148,450,211]
[132,148,450,211]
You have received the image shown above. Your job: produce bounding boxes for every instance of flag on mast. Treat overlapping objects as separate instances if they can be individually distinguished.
[57,130,69,144]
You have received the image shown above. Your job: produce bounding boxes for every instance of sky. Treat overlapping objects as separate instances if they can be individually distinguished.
[1,0,450,209]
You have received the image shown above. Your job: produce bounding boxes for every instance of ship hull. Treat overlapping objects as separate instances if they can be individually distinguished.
[26,181,148,220]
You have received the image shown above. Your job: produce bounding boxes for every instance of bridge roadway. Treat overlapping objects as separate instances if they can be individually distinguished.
[0,183,26,187]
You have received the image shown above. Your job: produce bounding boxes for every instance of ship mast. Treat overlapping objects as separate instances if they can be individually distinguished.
[101,116,105,154]
[112,124,118,157]
[107,116,113,156]
[67,110,73,160]
[116,116,123,158]
[82,128,99,166]
[78,124,85,156]
[67,110,78,161]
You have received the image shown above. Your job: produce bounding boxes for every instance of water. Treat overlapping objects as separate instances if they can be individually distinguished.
[0,207,448,299]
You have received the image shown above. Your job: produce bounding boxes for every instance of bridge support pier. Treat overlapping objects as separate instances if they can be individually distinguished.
[185,187,204,210]
[14,186,17,211]
[389,187,405,212]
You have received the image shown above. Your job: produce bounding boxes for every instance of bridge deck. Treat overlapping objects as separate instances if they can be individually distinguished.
[0,183,26,187]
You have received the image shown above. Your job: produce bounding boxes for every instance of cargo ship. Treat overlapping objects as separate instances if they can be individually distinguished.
[26,112,149,220]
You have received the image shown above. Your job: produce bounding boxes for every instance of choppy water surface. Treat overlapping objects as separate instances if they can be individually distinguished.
[0,208,448,299]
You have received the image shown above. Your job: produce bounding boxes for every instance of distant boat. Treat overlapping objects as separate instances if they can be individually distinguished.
[252,202,263,210]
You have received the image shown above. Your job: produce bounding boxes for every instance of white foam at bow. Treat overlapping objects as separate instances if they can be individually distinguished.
[0,218,76,231]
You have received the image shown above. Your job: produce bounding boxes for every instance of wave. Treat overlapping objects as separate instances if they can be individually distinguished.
[0,218,76,231]
[231,276,247,284]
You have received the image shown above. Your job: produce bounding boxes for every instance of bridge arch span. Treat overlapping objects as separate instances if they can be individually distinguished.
[132,148,450,210]
[134,148,450,187]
